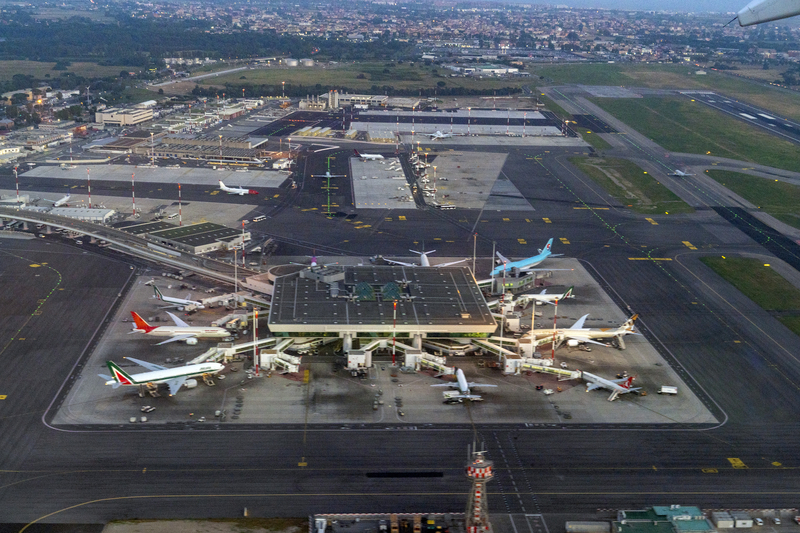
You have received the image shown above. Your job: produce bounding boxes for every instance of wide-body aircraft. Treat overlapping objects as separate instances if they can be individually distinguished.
[529,314,640,349]
[491,238,560,277]
[431,367,497,401]
[386,249,467,268]
[129,311,229,345]
[99,357,224,396]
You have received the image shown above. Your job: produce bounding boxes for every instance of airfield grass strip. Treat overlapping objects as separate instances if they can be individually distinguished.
[569,156,693,214]
[591,96,800,173]
[706,170,800,230]
[700,257,800,337]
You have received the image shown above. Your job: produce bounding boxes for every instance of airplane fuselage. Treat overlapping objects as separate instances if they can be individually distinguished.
[134,326,229,339]
[106,363,224,387]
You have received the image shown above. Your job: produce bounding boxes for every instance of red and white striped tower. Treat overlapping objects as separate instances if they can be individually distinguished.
[86,168,92,207]
[131,173,136,216]
[178,183,182,226]
[241,220,246,265]
[253,308,259,376]
[465,449,494,533]
[13,166,19,204]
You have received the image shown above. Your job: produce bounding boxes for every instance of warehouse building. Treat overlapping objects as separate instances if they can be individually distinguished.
[95,107,154,126]
[49,207,116,224]
[146,222,251,254]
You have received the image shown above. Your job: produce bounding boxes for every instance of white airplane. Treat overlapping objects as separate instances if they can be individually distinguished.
[529,314,640,350]
[431,367,497,401]
[527,286,575,306]
[218,180,258,196]
[426,131,464,140]
[153,286,205,311]
[736,0,800,25]
[312,170,347,179]
[582,371,641,402]
[491,238,562,277]
[129,311,229,345]
[42,193,71,207]
[353,149,384,161]
[385,249,467,268]
[669,169,694,177]
[99,357,224,396]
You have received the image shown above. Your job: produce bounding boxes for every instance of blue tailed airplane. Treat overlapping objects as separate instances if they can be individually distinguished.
[491,238,561,277]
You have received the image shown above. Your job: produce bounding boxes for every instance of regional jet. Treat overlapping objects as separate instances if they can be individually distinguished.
[218,180,258,196]
[42,193,71,207]
[431,367,497,401]
[527,286,575,306]
[426,131,464,140]
[736,0,800,25]
[528,314,640,350]
[491,238,561,277]
[353,149,384,161]
[582,371,641,402]
[385,249,467,268]
[669,169,695,177]
[99,357,224,396]
[129,311,229,345]
[153,286,205,311]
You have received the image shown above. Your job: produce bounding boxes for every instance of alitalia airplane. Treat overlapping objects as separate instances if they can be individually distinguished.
[99,357,224,396]
[129,311,229,345]
[218,180,258,196]
[152,286,205,311]
[41,193,71,207]
[529,314,640,350]
[491,238,562,277]
[353,149,384,161]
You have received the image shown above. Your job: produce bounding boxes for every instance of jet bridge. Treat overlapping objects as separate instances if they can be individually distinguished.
[519,361,580,380]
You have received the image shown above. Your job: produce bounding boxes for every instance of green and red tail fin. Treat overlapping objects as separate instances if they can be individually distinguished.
[130,311,155,333]
[106,361,137,385]
[153,286,164,301]
[562,286,574,299]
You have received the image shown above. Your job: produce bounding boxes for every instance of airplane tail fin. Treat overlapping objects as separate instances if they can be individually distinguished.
[153,286,164,301]
[622,376,635,389]
[540,238,554,254]
[621,314,639,331]
[218,180,226,189]
[105,361,136,386]
[130,311,155,333]
[561,286,574,299]
[353,149,361,157]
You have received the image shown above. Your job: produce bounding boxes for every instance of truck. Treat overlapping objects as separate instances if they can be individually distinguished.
[658,386,678,395]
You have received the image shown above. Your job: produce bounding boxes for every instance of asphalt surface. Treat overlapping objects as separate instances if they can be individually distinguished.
[4,101,800,527]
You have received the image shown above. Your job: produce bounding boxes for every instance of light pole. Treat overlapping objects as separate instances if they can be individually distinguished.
[467,107,471,136]
[218,135,222,159]
[13,166,18,204]
[282,81,285,100]
[86,167,92,207]
[150,132,154,166]
[131,173,136,216]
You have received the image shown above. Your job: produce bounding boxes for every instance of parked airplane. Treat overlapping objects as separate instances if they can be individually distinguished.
[386,249,467,268]
[431,367,497,401]
[353,149,384,161]
[736,0,800,25]
[153,286,205,311]
[529,314,640,350]
[528,286,575,306]
[99,357,224,396]
[491,238,561,277]
[669,169,695,177]
[218,180,258,196]
[129,311,229,345]
[42,193,71,207]
[426,131,464,140]
[582,371,641,401]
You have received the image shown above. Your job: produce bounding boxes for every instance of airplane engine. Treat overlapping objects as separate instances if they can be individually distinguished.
[178,306,185,311]
[536,301,544,306]
[183,379,198,389]
[185,338,199,346]
[567,339,580,347]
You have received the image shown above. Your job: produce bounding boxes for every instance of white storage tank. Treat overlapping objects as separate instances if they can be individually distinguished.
[284,58,299,67]
[300,58,314,67]
[712,512,735,529]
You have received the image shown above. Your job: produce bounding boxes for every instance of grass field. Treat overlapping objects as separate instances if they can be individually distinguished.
[32,8,114,22]
[569,156,694,214]
[705,170,800,230]
[591,96,800,172]
[0,60,132,82]
[200,62,531,93]
[700,256,800,335]
[536,94,610,150]
[532,63,800,122]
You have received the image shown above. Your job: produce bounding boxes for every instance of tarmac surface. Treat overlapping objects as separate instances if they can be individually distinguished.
[4,93,800,527]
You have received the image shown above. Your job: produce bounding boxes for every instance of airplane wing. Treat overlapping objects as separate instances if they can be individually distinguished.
[570,314,590,330]
[166,311,190,328]
[564,335,607,347]
[466,382,498,388]
[166,376,188,396]
[385,259,415,267]
[125,357,168,371]
[436,259,468,267]
[431,382,457,387]
[155,334,197,346]
[495,251,511,265]
[518,267,574,273]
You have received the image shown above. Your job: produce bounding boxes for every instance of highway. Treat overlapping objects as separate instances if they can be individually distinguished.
[3,100,800,528]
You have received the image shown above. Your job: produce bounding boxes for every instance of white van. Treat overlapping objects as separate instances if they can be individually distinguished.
[658,386,678,395]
